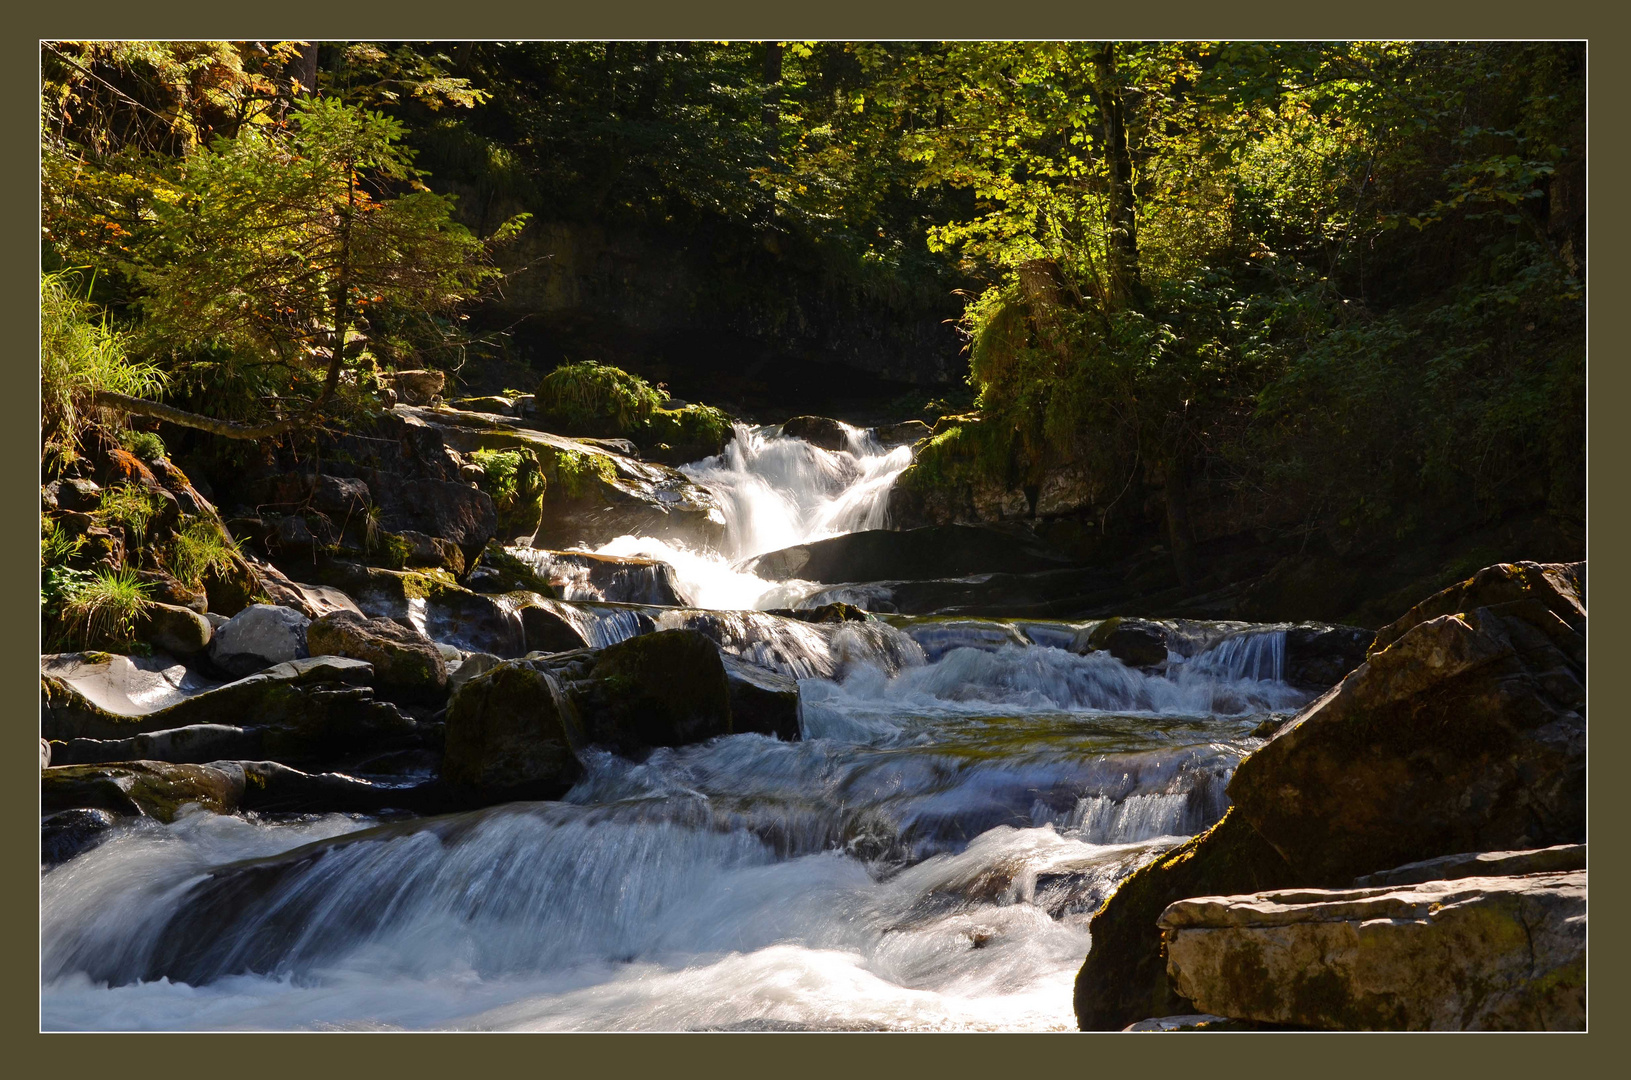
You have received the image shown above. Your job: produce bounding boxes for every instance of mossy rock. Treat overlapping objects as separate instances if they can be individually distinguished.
[305,611,449,705]
[467,542,561,597]
[552,628,731,755]
[1072,808,1304,1031]
[442,659,585,801]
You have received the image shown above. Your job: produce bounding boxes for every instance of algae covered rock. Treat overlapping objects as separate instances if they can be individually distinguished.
[306,610,448,704]
[41,760,245,821]
[137,602,213,657]
[1159,871,1586,1030]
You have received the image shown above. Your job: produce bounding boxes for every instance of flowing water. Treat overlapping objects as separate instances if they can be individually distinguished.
[40,420,1314,1032]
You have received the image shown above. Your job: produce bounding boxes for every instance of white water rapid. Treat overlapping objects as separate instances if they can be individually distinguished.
[592,421,912,610]
[41,421,1319,1032]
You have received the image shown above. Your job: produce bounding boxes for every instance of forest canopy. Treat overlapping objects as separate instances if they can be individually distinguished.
[40,40,1584,576]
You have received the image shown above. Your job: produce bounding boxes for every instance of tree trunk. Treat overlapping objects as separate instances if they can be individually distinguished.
[1093,44,1145,310]
[1017,258,1071,370]
[285,42,319,98]
[760,42,783,160]
[324,166,355,403]
[1164,456,1198,589]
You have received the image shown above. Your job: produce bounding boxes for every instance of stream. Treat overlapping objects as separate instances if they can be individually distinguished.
[40,421,1315,1031]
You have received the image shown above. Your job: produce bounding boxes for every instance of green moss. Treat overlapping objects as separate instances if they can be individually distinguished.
[551,448,618,499]
[399,567,462,600]
[118,428,167,463]
[536,360,666,437]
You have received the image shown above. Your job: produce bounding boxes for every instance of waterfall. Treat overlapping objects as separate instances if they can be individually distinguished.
[589,422,913,611]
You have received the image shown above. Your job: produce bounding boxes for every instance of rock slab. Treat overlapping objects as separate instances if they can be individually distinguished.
[1160,871,1586,1030]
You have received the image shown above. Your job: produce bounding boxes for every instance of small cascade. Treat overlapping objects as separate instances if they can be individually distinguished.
[582,422,913,612]
[1175,627,1288,683]
[653,609,926,681]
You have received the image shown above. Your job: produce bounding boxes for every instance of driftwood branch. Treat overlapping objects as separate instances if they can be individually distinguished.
[92,390,305,439]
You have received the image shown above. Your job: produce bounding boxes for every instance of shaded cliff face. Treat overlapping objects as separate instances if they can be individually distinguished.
[470,217,968,406]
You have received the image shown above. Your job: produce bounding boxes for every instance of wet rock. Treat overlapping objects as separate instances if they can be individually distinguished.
[746,524,1079,584]
[136,602,213,657]
[1227,571,1586,883]
[519,603,594,654]
[390,529,467,575]
[544,629,732,756]
[1160,871,1586,1030]
[465,543,562,596]
[1073,808,1302,1031]
[305,562,529,657]
[501,547,689,606]
[41,761,245,821]
[227,760,449,815]
[722,655,800,741]
[779,415,850,451]
[767,602,871,625]
[873,420,932,448]
[447,651,501,694]
[1072,617,1168,669]
[207,604,310,677]
[1352,843,1586,888]
[41,653,420,771]
[306,611,448,705]
[41,809,118,866]
[443,658,585,801]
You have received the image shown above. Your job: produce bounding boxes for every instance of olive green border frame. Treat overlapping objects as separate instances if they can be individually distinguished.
[3,1,1618,1072]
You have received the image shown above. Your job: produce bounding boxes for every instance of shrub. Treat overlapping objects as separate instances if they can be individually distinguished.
[41,515,86,570]
[40,270,167,467]
[58,566,152,650]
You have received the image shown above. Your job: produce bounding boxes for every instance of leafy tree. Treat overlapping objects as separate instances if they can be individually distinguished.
[100,95,525,434]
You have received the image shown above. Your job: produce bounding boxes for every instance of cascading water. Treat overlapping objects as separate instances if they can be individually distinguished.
[591,421,913,611]
[41,421,1320,1032]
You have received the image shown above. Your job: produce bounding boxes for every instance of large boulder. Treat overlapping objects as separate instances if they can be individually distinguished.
[207,604,310,677]
[779,415,851,452]
[1159,871,1586,1030]
[1072,560,1587,1031]
[543,629,732,756]
[496,547,690,607]
[745,524,1080,585]
[1227,575,1586,882]
[41,760,245,822]
[1352,843,1586,888]
[442,658,585,801]
[1369,560,1585,654]
[1071,617,1169,669]
[722,655,800,741]
[305,610,448,705]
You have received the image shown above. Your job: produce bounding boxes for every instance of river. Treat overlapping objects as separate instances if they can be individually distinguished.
[40,421,1314,1031]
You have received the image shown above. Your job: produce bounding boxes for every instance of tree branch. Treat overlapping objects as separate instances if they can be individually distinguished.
[92,390,305,439]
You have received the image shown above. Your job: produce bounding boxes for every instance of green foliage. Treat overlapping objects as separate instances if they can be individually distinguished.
[471,447,545,539]
[41,516,87,570]
[165,516,240,589]
[57,566,152,651]
[39,271,166,467]
[536,361,666,437]
[95,484,165,549]
[119,429,167,463]
[647,404,734,459]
